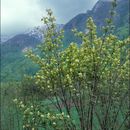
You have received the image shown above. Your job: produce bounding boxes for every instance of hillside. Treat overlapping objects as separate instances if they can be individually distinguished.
[63,0,129,44]
[64,0,129,31]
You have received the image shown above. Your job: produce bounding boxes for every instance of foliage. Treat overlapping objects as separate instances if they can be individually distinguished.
[116,23,129,39]
[1,82,23,130]
[14,3,130,129]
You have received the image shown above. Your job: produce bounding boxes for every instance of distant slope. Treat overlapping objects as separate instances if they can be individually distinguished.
[2,34,40,53]
[1,36,39,82]
[63,0,129,45]
[1,25,63,82]
[64,0,129,31]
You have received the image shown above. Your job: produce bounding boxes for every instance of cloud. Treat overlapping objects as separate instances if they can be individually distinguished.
[1,0,98,35]
[1,0,46,35]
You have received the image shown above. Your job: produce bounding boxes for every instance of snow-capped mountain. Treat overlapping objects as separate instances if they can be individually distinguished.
[24,24,64,41]
[24,26,46,41]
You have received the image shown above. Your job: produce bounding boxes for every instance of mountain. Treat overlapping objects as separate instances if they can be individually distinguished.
[1,24,64,82]
[1,24,64,54]
[1,35,14,43]
[2,34,40,50]
[64,0,129,30]
[63,0,129,42]
[24,26,45,40]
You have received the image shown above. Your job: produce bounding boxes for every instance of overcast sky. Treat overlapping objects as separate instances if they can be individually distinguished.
[1,0,98,35]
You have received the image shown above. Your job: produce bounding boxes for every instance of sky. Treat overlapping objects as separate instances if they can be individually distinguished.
[1,0,98,36]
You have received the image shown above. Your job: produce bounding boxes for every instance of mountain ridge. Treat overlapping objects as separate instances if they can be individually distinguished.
[64,0,129,31]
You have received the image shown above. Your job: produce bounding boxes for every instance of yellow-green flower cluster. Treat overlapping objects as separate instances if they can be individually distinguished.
[14,99,72,130]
